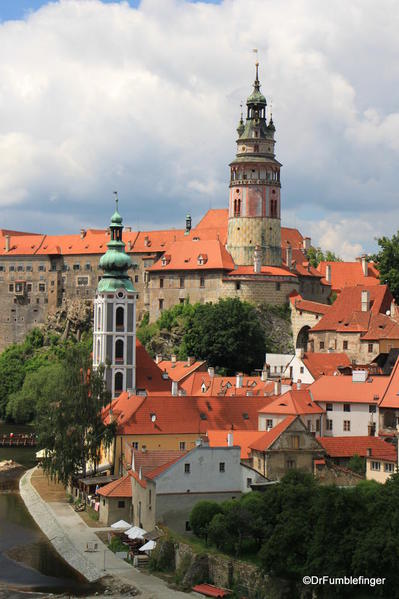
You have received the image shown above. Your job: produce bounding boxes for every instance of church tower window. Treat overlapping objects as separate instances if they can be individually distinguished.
[116,306,124,330]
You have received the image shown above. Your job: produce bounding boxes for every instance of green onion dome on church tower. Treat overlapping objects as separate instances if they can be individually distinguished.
[98,195,136,293]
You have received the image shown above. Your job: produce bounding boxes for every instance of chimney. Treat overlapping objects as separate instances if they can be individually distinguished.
[274,379,281,395]
[236,373,243,388]
[139,466,143,479]
[285,243,292,270]
[391,301,396,318]
[366,448,372,457]
[5,235,10,252]
[185,214,192,235]
[295,347,304,359]
[208,366,215,378]
[80,228,86,239]
[155,354,162,364]
[171,380,178,396]
[361,289,370,312]
[297,379,302,390]
[361,255,368,277]
[171,354,177,363]
[187,356,195,367]
[127,240,132,251]
[261,368,268,382]
[326,264,331,283]
[303,237,311,251]
[253,245,261,274]
[227,431,233,447]
[125,226,132,232]
[144,235,149,247]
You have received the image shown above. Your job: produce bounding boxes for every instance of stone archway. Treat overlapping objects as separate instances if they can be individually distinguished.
[296,325,310,350]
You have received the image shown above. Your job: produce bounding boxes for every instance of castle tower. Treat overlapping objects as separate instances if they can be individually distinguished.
[93,197,137,397]
[226,62,282,266]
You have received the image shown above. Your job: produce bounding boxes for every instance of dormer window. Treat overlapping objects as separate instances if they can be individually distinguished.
[161,254,171,267]
[197,254,208,266]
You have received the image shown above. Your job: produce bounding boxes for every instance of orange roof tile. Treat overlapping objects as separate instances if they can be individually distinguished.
[206,429,265,459]
[249,416,297,451]
[97,474,132,498]
[130,449,187,475]
[258,389,324,415]
[149,239,235,272]
[135,340,172,393]
[225,265,297,278]
[157,359,206,382]
[145,454,187,479]
[302,353,351,379]
[281,228,305,249]
[311,285,393,333]
[318,436,396,461]
[180,372,275,397]
[317,261,380,293]
[378,357,399,409]
[289,291,331,315]
[361,313,399,341]
[129,468,147,489]
[310,375,389,404]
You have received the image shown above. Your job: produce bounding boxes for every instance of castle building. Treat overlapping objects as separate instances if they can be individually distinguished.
[93,200,137,397]
[0,66,330,352]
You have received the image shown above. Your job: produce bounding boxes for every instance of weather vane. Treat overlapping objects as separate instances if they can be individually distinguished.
[113,190,118,211]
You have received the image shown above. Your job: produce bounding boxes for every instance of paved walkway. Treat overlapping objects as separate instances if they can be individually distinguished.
[20,468,195,598]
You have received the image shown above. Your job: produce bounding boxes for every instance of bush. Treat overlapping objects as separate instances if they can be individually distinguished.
[189,501,223,543]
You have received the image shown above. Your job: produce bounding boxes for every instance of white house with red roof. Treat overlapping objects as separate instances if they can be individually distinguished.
[283,349,351,384]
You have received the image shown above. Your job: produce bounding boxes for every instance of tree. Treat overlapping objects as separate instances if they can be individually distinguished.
[347,454,366,475]
[307,246,342,268]
[189,500,222,543]
[182,298,266,374]
[35,344,115,485]
[373,232,399,302]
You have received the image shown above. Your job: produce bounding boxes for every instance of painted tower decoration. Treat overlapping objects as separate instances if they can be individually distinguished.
[227,60,282,267]
[93,195,137,397]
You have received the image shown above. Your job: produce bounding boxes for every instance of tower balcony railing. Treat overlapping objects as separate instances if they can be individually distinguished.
[230,178,280,186]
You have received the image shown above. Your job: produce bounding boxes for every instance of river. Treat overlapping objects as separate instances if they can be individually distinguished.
[0,421,99,595]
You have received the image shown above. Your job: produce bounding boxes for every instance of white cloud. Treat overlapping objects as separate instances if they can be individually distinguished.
[0,0,398,254]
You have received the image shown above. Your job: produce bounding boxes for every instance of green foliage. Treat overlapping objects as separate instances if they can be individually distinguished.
[35,343,115,485]
[189,500,222,543]
[149,537,176,572]
[182,298,266,374]
[372,232,399,302]
[108,536,128,553]
[189,471,399,595]
[347,454,366,475]
[306,246,342,268]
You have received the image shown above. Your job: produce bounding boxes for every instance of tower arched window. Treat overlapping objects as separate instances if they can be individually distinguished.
[115,339,124,362]
[234,198,241,217]
[97,306,101,330]
[97,339,101,363]
[116,306,124,330]
[114,372,123,395]
[270,199,278,218]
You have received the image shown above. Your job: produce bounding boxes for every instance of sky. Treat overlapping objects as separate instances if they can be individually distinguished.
[1,0,399,259]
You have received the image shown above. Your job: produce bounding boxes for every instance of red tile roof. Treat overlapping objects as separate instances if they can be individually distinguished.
[130,448,187,475]
[181,372,275,397]
[310,375,389,404]
[318,436,396,461]
[225,265,297,278]
[97,474,132,498]
[302,352,351,379]
[135,340,172,393]
[360,313,399,340]
[192,583,232,598]
[157,359,206,382]
[145,454,186,480]
[379,357,399,409]
[289,291,331,315]
[105,393,273,435]
[317,261,380,293]
[311,285,393,333]
[149,239,235,272]
[258,389,324,415]
[249,416,297,451]
[281,228,305,249]
[129,468,147,489]
[206,429,265,459]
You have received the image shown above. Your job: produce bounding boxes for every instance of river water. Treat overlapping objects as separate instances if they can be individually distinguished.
[0,422,99,595]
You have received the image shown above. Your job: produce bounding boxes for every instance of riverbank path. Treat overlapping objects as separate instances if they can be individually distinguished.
[20,467,196,599]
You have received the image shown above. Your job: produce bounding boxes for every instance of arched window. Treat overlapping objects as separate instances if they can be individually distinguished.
[116,306,124,330]
[115,339,124,362]
[97,339,101,363]
[270,199,278,218]
[97,306,101,330]
[234,198,241,217]
[114,372,123,394]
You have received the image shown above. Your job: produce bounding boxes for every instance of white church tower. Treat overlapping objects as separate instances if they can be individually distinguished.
[93,196,137,397]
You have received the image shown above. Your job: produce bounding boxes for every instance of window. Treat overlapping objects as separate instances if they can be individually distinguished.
[326,403,333,411]
[118,500,125,509]
[265,419,273,430]
[257,458,261,470]
[179,298,185,304]
[38,284,46,292]
[185,521,191,531]
[132,442,138,450]
[368,343,374,353]
[179,442,186,451]
[326,419,333,431]
[200,277,205,288]
[8,284,14,292]
[159,299,164,311]
[235,281,241,291]
[148,490,152,507]
[286,460,296,469]
[114,372,123,394]
[300,366,304,374]
[343,420,351,431]
[291,435,300,449]
[179,277,185,289]
[343,403,351,412]
[316,419,320,432]
[115,339,124,362]
[307,420,311,431]
[0,265,4,272]
[160,278,164,289]
[369,404,377,413]
[319,341,325,350]
[77,276,89,286]
[116,306,124,330]
[26,283,32,292]
[343,340,348,350]
[9,265,15,272]
[15,282,24,293]
[384,463,395,473]
[184,463,190,474]
[38,264,45,272]
[17,265,24,272]
[276,282,281,291]
[371,461,381,471]
[134,275,139,283]
[219,462,225,473]
[233,197,241,217]
[85,263,91,271]
[73,264,80,271]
